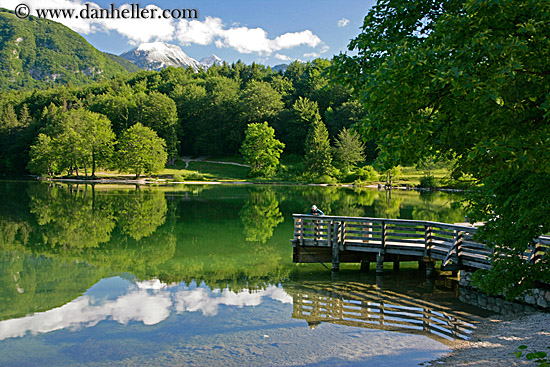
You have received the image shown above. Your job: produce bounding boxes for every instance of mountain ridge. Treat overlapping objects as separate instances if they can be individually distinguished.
[0,8,133,90]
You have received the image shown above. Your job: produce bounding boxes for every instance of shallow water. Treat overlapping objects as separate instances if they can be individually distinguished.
[0,181,490,366]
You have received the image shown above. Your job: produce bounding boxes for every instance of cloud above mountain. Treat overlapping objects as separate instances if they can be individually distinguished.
[3,0,324,56]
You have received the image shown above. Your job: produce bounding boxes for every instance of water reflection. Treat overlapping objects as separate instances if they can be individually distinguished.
[0,277,291,341]
[240,187,284,243]
[286,280,479,346]
[0,182,474,366]
[27,183,168,249]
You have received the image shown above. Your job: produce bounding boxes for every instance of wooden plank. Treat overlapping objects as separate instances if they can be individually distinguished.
[461,241,491,249]
[386,225,425,232]
[385,232,424,239]
[431,229,457,236]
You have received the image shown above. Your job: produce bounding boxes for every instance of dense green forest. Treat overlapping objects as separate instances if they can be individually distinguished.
[0,58,374,177]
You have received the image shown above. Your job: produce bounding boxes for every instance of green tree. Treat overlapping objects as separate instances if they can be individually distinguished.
[136,91,178,160]
[28,109,114,177]
[27,134,59,177]
[331,0,550,297]
[333,128,366,173]
[240,80,284,124]
[281,96,322,154]
[117,123,168,178]
[76,110,115,177]
[304,116,333,176]
[240,122,285,177]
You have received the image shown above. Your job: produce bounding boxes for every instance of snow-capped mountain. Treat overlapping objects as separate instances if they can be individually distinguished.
[272,64,289,73]
[199,54,224,70]
[120,42,201,71]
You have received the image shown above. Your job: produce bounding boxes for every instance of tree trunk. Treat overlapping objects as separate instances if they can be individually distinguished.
[92,150,96,178]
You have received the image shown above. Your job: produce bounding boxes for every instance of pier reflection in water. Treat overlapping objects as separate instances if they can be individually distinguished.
[286,274,489,347]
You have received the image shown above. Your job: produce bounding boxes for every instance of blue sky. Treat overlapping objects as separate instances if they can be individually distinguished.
[3,0,376,65]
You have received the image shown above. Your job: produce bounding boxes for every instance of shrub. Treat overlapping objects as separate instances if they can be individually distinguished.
[419,175,438,188]
[313,175,338,185]
[185,171,206,181]
[356,165,378,182]
[173,174,184,182]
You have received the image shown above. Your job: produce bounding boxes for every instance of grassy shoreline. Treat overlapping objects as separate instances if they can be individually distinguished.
[21,157,469,191]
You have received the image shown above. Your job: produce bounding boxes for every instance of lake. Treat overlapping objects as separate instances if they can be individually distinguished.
[0,181,491,366]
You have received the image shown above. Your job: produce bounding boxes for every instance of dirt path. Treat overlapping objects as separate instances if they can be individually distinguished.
[180,157,250,169]
[425,311,550,366]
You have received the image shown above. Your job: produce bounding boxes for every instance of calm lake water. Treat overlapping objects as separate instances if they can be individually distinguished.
[0,181,491,366]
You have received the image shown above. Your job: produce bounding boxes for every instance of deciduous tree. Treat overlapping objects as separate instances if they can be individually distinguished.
[331,0,550,297]
[240,122,284,177]
[117,123,167,178]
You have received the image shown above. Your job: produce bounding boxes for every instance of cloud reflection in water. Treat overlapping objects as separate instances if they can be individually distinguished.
[0,278,291,341]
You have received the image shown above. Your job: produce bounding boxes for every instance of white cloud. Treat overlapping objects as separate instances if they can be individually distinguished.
[273,30,321,49]
[4,0,176,44]
[338,18,350,27]
[275,54,292,61]
[176,16,223,46]
[304,52,320,58]
[304,44,329,59]
[4,0,325,55]
[99,4,176,45]
[176,16,321,55]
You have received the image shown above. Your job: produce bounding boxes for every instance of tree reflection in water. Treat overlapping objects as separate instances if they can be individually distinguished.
[239,187,284,244]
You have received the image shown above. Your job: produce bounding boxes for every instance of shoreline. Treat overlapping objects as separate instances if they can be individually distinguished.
[425,311,550,366]
[14,176,466,192]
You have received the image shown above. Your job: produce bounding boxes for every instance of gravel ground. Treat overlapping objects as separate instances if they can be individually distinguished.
[425,311,550,366]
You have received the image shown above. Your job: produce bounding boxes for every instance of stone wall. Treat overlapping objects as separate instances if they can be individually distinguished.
[459,270,550,313]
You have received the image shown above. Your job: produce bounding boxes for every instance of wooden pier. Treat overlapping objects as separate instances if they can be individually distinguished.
[291,214,549,273]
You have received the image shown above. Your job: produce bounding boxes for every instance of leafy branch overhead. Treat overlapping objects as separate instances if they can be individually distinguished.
[331,0,550,297]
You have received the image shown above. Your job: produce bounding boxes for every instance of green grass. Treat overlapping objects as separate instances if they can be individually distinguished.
[80,158,455,188]
[394,166,451,187]
[188,161,249,180]
[161,159,250,181]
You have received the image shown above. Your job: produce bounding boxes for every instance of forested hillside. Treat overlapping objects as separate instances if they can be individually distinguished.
[0,8,135,90]
[0,59,373,176]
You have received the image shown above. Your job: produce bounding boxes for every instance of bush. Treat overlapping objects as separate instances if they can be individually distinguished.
[419,175,438,188]
[313,174,338,185]
[356,165,378,182]
[173,174,184,182]
[379,165,402,183]
[185,171,206,181]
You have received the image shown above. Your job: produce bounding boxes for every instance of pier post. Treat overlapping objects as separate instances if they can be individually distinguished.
[393,255,400,271]
[377,221,386,274]
[332,222,340,272]
[376,251,384,274]
[426,259,435,278]
[360,259,370,273]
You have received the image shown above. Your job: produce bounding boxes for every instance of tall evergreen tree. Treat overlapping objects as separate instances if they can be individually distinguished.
[304,116,332,176]
[333,128,366,173]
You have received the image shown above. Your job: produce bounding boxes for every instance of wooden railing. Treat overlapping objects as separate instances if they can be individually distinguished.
[292,214,549,272]
[286,281,479,346]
